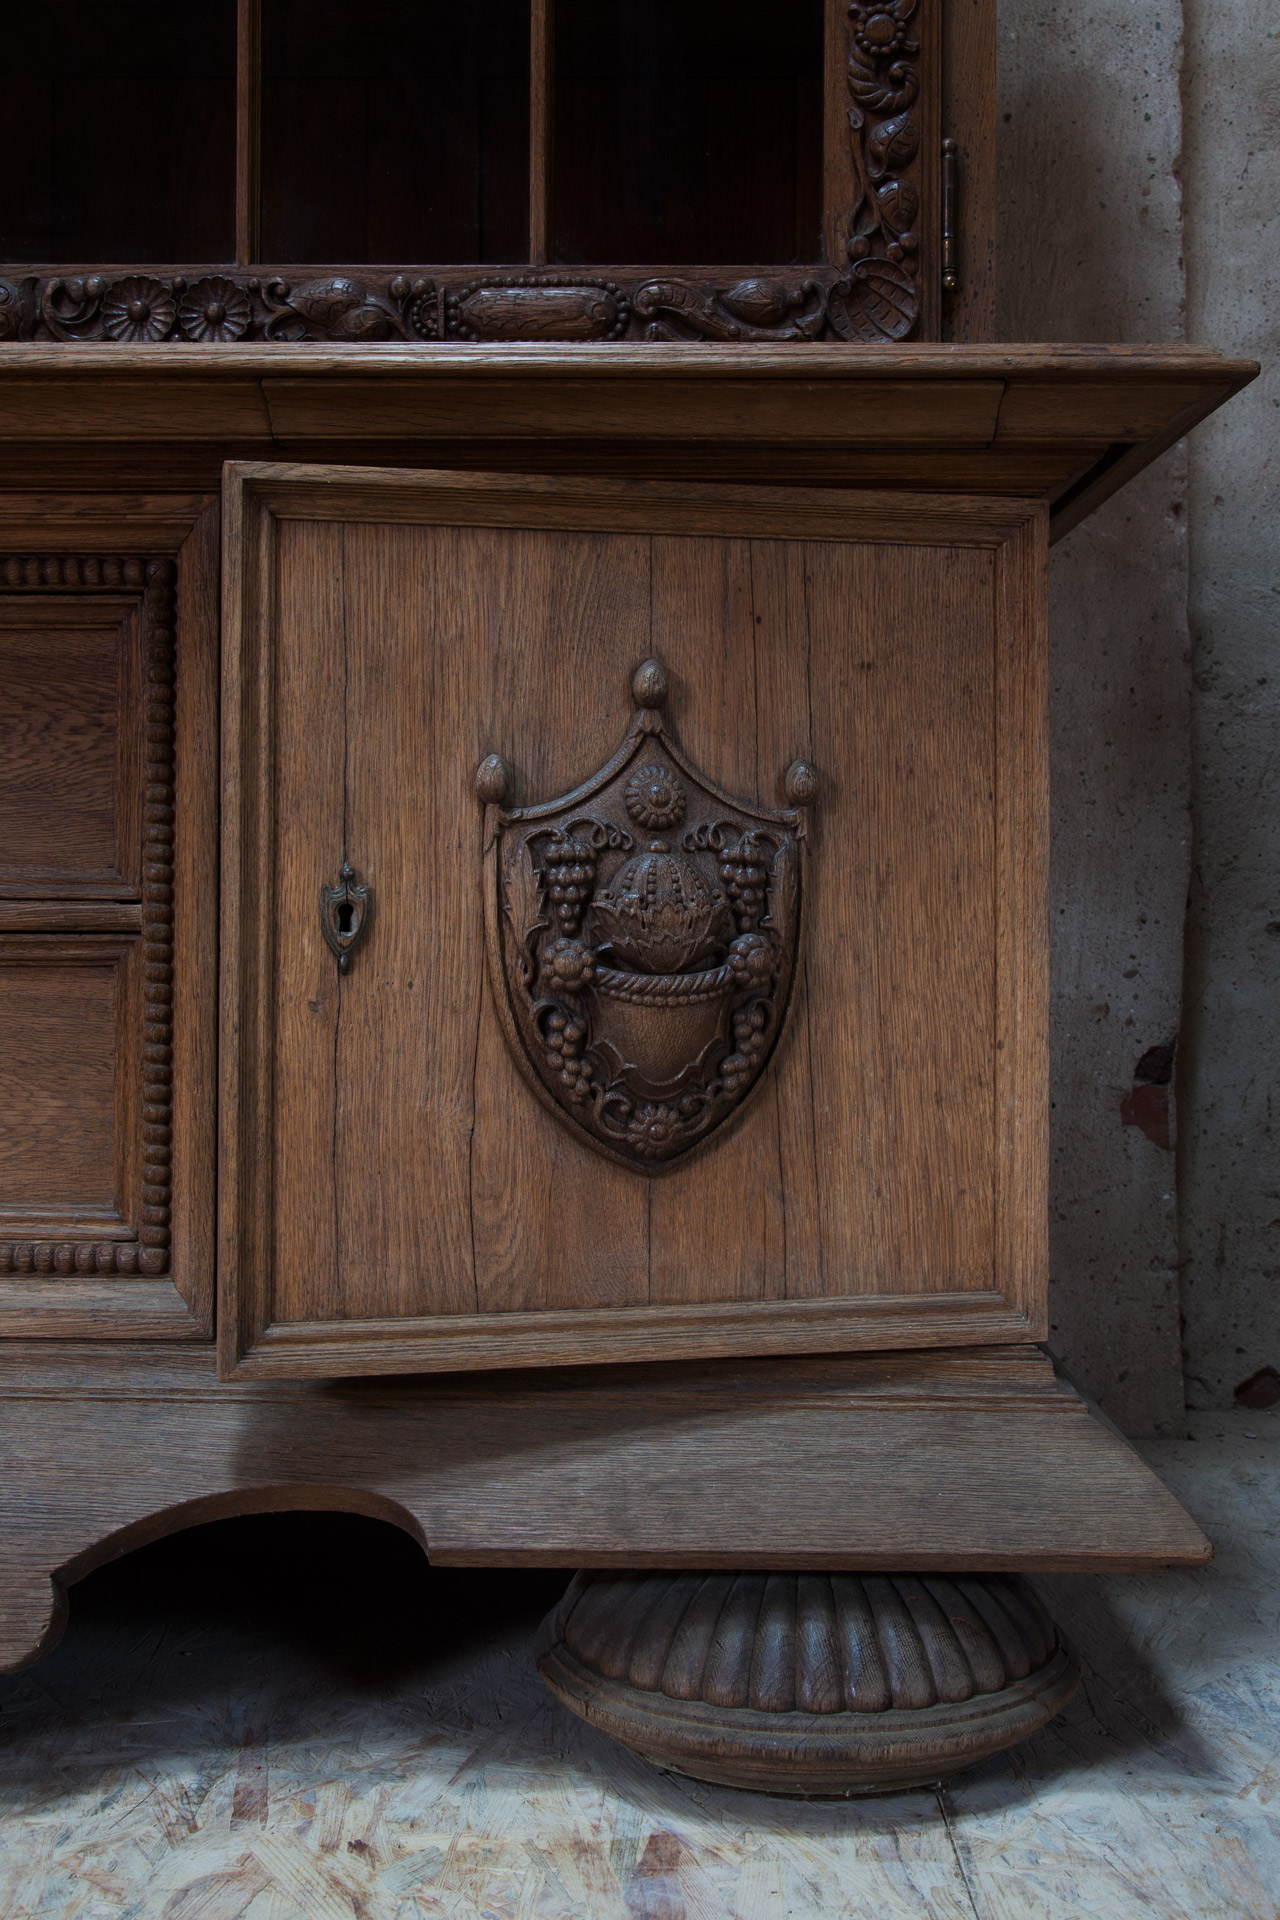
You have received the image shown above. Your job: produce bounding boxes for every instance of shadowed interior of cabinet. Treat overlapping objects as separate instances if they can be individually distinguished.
[267,518,997,1323]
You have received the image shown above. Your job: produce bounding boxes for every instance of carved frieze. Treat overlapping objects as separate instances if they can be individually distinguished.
[10,272,439,345]
[0,260,919,345]
[479,660,814,1172]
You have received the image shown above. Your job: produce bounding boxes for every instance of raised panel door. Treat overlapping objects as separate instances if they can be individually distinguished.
[220,464,1047,1376]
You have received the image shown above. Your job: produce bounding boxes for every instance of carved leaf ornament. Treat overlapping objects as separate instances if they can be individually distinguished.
[478,661,816,1172]
[832,0,924,341]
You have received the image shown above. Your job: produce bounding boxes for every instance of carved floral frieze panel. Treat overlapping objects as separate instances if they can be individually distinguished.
[478,660,815,1172]
[0,266,917,346]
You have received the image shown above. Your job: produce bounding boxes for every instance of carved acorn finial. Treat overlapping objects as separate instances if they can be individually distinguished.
[475,753,513,805]
[632,658,668,710]
[784,759,818,807]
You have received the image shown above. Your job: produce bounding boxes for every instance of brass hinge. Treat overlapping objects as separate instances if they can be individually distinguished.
[942,138,960,293]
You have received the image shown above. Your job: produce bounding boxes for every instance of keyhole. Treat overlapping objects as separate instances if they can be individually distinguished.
[336,901,355,935]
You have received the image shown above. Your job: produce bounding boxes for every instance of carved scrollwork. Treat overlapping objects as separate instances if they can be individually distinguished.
[22,272,441,343]
[840,0,924,338]
[5,254,917,346]
[633,277,826,342]
[0,275,38,342]
[260,274,435,341]
[479,659,813,1172]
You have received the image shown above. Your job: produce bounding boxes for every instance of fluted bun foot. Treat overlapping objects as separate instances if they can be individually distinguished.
[536,1569,1079,1797]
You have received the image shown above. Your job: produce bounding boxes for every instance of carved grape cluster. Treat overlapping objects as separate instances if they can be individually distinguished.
[544,936,597,993]
[720,1002,771,1096]
[728,932,776,991]
[544,834,597,934]
[543,1005,591,1103]
[720,832,770,931]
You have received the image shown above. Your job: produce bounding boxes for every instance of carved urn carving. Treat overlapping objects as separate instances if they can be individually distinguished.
[478,660,815,1171]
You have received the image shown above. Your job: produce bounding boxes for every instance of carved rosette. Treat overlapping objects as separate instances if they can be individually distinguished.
[537,1569,1080,1796]
[479,661,814,1172]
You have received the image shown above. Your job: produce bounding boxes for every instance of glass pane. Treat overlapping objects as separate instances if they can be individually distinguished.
[261,0,530,264]
[551,0,823,266]
[0,2,236,263]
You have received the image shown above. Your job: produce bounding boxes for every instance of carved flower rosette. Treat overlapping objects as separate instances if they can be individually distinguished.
[479,661,813,1172]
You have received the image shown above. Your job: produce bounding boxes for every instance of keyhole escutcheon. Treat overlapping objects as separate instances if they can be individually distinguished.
[320,861,371,974]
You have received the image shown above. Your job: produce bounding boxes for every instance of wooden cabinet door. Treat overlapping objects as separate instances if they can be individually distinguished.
[220,464,1047,1378]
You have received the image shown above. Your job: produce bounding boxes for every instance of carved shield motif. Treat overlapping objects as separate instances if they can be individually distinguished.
[478,659,815,1171]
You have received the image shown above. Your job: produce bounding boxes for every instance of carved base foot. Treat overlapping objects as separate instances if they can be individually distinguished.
[536,1570,1079,1797]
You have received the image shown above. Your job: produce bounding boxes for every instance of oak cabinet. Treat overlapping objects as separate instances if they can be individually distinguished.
[0,345,1254,1793]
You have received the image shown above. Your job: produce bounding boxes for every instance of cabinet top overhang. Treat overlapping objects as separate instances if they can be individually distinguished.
[0,342,1255,541]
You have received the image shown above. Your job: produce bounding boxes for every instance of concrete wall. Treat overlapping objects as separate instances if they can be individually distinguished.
[1179,0,1280,1407]
[998,0,1277,1427]
[999,0,1192,1432]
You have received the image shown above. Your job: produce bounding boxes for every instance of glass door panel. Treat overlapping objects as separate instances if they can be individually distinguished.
[260,0,531,263]
[0,1,236,262]
[550,0,823,266]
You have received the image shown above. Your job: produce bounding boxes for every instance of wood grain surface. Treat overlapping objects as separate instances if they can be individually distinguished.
[0,596,141,897]
[0,1343,1211,1675]
[220,464,1046,1374]
[0,346,1255,540]
[942,0,998,342]
[0,1418,1271,1920]
[0,494,219,1341]
[0,936,138,1238]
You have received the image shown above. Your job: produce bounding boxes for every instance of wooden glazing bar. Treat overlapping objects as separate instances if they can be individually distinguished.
[823,0,853,265]
[236,0,262,265]
[530,0,554,265]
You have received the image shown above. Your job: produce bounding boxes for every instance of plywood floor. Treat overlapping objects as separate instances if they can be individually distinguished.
[1,1410,1277,1920]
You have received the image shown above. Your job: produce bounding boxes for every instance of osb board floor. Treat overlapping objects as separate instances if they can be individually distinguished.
[0,1411,1276,1920]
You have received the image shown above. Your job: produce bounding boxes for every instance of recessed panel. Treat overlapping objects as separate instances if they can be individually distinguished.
[0,939,137,1238]
[0,600,140,897]
[265,522,994,1324]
